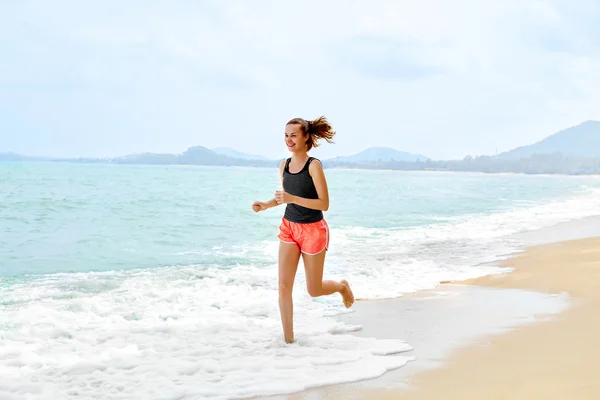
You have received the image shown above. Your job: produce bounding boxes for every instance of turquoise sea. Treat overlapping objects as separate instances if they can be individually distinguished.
[1,161,600,399]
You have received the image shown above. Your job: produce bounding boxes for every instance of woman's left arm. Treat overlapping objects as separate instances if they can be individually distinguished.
[275,160,330,211]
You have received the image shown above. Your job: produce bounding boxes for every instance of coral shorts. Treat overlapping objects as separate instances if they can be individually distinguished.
[278,218,330,255]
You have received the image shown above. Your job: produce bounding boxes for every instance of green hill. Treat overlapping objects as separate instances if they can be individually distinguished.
[498,120,600,159]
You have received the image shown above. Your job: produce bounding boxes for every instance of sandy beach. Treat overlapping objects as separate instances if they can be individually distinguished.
[261,231,600,400]
[381,235,600,400]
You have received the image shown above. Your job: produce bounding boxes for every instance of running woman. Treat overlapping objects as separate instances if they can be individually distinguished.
[252,116,354,344]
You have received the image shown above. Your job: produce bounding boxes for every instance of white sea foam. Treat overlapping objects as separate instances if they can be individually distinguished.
[317,186,600,299]
[1,187,599,399]
[0,267,413,400]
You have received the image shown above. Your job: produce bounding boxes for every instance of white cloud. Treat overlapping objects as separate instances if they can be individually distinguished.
[1,0,599,159]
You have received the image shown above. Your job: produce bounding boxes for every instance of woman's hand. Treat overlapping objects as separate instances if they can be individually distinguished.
[275,190,296,205]
[252,201,268,212]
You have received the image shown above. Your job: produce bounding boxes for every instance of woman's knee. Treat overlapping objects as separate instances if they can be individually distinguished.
[279,281,293,297]
[306,284,322,298]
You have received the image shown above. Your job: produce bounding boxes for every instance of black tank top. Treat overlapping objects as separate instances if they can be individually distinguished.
[282,157,324,223]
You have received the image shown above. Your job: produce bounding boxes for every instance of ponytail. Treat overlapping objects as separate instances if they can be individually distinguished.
[287,115,336,150]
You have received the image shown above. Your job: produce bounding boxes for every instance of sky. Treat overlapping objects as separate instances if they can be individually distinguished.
[1,0,599,161]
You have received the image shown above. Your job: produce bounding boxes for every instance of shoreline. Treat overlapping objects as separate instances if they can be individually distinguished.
[260,218,600,400]
[379,235,600,399]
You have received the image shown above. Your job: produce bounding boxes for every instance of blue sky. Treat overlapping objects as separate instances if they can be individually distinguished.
[1,0,599,160]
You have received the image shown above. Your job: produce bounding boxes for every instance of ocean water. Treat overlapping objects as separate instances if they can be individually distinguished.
[1,161,600,399]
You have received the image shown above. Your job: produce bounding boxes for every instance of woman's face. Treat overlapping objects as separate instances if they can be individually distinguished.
[284,123,307,153]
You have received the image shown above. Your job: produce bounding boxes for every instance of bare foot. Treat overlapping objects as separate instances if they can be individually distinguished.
[340,280,354,308]
[285,336,295,344]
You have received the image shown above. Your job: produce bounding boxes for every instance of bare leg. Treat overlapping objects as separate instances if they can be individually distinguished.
[302,250,354,308]
[278,242,301,343]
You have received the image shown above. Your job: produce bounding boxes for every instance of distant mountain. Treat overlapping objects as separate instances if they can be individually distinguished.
[111,146,276,167]
[180,146,254,165]
[498,120,600,159]
[4,120,600,175]
[0,152,46,162]
[327,147,429,163]
[0,147,274,167]
[211,147,269,161]
[0,152,25,161]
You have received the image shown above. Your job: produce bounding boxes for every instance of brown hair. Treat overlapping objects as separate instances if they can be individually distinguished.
[286,115,336,151]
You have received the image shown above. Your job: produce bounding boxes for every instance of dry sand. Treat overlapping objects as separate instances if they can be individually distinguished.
[375,236,600,400]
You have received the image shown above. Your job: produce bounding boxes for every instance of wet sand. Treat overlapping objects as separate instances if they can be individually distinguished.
[373,236,600,399]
